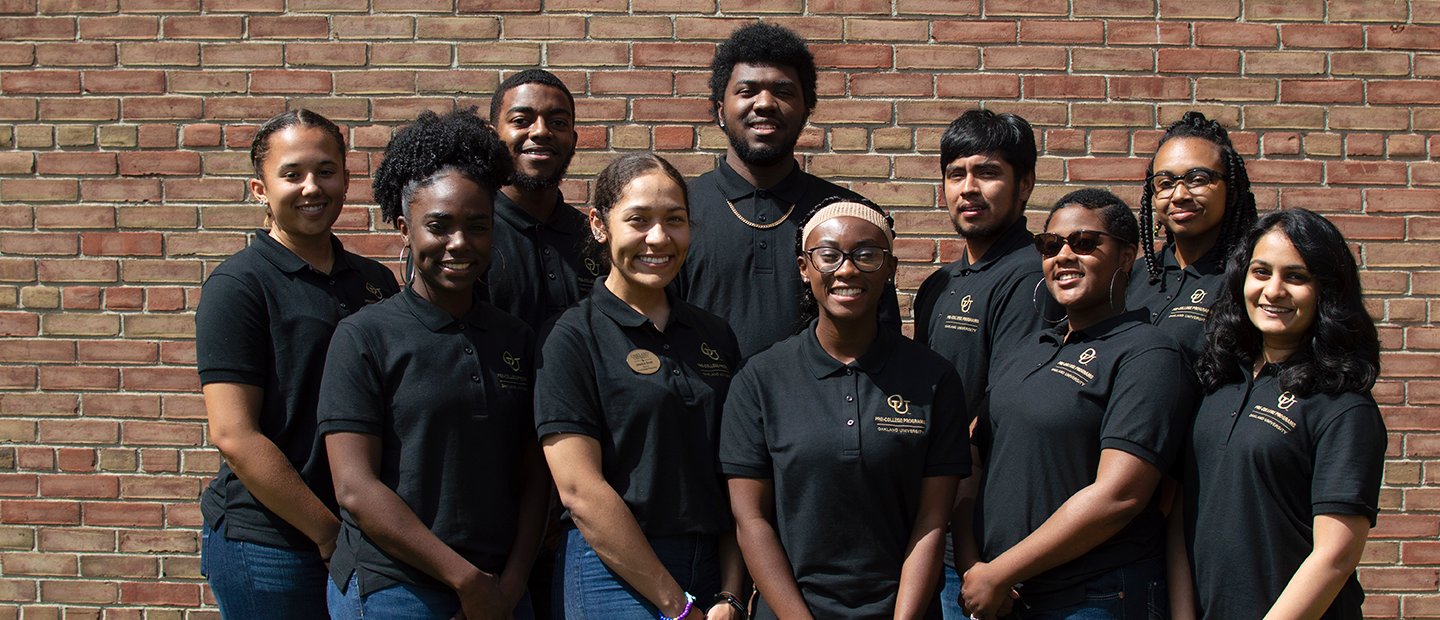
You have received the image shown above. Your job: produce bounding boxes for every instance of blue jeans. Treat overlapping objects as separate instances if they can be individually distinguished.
[327,572,535,619]
[200,522,328,620]
[1014,557,1168,620]
[556,528,720,619]
[941,564,966,619]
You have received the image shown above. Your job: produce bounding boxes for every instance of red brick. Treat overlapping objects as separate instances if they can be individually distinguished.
[82,70,166,94]
[931,19,1014,44]
[1195,22,1277,47]
[1370,81,1440,105]
[2,70,80,94]
[984,46,1066,70]
[0,501,79,525]
[811,44,893,69]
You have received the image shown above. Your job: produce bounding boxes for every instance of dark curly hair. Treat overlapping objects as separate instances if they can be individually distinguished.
[939,109,1037,183]
[1045,188,1139,247]
[794,195,895,331]
[488,68,575,124]
[1140,111,1258,290]
[587,152,689,267]
[1197,209,1378,397]
[249,108,346,177]
[708,22,818,115]
[372,108,512,225]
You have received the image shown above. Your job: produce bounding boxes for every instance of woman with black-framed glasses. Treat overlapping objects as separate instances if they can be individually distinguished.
[957,188,1195,620]
[1129,111,1259,364]
[721,196,969,618]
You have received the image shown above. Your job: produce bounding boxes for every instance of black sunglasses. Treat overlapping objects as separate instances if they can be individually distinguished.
[1033,230,1126,258]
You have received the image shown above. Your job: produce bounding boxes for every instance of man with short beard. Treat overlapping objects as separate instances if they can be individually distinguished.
[912,109,1060,619]
[486,69,604,329]
[677,23,900,358]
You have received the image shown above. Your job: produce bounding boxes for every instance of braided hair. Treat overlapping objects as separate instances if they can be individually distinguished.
[1139,111,1258,290]
[372,107,512,226]
[793,195,895,331]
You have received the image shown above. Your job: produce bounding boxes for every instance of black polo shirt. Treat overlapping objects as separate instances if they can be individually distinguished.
[1184,364,1385,619]
[720,325,968,619]
[1126,244,1226,365]
[318,288,536,596]
[676,159,901,358]
[484,190,605,329]
[196,230,398,549]
[914,217,1060,420]
[535,282,740,537]
[974,311,1195,608]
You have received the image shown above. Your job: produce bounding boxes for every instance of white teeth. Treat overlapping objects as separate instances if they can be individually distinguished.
[636,256,668,265]
[442,262,472,269]
[832,287,862,296]
[1056,273,1082,282]
[1260,305,1292,314]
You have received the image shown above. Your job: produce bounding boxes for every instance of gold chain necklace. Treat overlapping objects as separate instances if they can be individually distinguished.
[726,198,796,230]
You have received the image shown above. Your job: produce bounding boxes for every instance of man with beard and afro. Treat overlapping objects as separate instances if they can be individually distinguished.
[675,22,901,358]
[486,69,606,330]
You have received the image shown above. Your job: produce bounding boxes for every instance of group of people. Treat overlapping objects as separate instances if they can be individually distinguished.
[194,21,1386,620]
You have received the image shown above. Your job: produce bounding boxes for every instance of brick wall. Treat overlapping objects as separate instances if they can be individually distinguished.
[0,0,1436,617]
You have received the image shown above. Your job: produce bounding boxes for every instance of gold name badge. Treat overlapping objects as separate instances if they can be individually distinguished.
[626,349,662,375]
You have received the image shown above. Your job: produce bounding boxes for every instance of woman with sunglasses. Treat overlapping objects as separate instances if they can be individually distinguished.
[959,189,1195,619]
[1130,111,1258,364]
[721,197,968,618]
[1178,209,1384,619]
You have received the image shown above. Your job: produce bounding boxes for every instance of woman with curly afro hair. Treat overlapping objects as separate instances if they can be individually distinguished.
[318,108,549,619]
[1128,111,1259,364]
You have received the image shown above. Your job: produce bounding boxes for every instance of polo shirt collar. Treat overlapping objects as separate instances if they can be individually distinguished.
[1042,309,1149,345]
[960,216,1035,273]
[399,286,489,333]
[591,281,694,330]
[714,157,805,205]
[1159,242,1226,277]
[493,190,584,235]
[800,321,896,379]
[251,229,354,276]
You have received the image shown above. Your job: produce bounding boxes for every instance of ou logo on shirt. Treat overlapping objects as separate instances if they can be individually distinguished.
[1191,289,1207,304]
[502,351,522,372]
[959,295,974,313]
[1078,348,1098,365]
[1277,391,1298,410]
[886,394,911,415]
[700,342,721,361]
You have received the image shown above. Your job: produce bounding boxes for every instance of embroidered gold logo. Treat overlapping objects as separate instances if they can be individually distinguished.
[1078,348,1097,365]
[959,295,974,313]
[584,257,601,276]
[1278,391,1297,410]
[502,351,521,372]
[1191,289,1207,304]
[700,342,720,361]
[365,282,384,303]
[886,394,910,415]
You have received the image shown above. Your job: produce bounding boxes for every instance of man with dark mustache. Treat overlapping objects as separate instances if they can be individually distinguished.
[912,109,1060,619]
[486,69,604,330]
[677,22,900,358]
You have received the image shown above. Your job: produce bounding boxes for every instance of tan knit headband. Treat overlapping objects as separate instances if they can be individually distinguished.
[800,201,895,248]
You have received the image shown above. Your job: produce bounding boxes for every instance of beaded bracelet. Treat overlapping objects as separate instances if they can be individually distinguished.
[658,592,695,620]
[711,590,748,620]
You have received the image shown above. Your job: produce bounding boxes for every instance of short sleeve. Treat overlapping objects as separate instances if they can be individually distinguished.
[911,269,946,344]
[195,272,270,386]
[316,322,387,437]
[1311,401,1387,525]
[924,367,972,477]
[718,365,771,479]
[991,270,1056,351]
[533,322,605,439]
[1099,345,1197,471]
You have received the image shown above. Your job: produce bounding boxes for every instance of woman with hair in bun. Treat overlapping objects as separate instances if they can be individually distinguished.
[721,196,968,618]
[1130,111,1259,364]
[195,109,398,618]
[1179,208,1385,619]
[320,108,548,619]
[537,152,745,620]
[960,189,1195,619]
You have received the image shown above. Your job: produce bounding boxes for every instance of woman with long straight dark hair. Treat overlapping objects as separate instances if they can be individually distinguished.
[1178,208,1385,619]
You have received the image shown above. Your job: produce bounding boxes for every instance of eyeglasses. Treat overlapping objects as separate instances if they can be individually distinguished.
[1033,230,1126,258]
[803,246,890,273]
[1147,167,1220,198]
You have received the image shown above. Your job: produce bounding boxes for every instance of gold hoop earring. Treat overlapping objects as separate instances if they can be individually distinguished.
[1032,278,1065,325]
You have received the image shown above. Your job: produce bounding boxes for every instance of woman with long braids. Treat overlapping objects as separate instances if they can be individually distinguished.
[320,109,549,618]
[1177,209,1385,619]
[1129,111,1259,364]
[959,189,1195,619]
[721,196,967,618]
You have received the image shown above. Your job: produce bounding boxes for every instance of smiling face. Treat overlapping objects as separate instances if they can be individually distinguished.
[943,151,1033,242]
[718,62,808,167]
[250,125,349,245]
[592,170,691,297]
[1043,205,1136,329]
[495,83,576,191]
[798,216,895,325]
[1151,137,1227,245]
[1244,228,1319,357]
[396,170,493,303]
